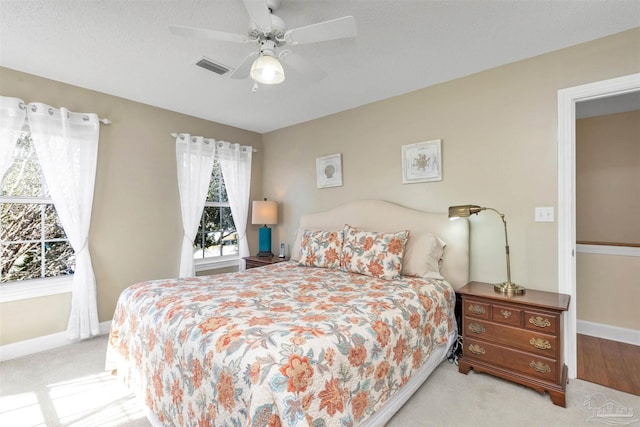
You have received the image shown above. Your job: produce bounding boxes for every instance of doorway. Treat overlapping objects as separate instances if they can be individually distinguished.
[557,73,640,379]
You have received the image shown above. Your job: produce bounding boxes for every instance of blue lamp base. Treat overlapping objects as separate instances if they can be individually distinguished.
[257,226,272,257]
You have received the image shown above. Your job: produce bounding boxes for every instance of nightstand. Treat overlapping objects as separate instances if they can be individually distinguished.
[457,281,571,407]
[243,255,290,269]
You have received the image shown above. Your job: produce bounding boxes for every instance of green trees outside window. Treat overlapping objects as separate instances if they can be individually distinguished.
[193,159,237,259]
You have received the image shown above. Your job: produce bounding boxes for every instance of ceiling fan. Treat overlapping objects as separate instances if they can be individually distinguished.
[169,0,357,86]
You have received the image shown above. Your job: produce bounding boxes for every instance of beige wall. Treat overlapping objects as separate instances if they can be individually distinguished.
[263,28,640,295]
[575,110,639,331]
[576,253,639,330]
[576,110,640,244]
[0,67,263,345]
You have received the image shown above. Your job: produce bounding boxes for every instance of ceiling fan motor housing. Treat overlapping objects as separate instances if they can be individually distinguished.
[249,13,286,43]
[258,39,278,56]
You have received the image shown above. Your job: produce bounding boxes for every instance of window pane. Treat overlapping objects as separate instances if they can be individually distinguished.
[193,206,237,259]
[44,204,66,239]
[1,242,42,282]
[2,159,44,197]
[1,131,73,283]
[202,206,221,257]
[45,241,75,277]
[207,160,228,203]
[0,203,43,242]
[1,134,46,197]
[220,206,238,256]
[220,206,235,233]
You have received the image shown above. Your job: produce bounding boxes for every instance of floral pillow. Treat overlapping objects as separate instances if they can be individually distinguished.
[298,230,343,269]
[340,224,410,280]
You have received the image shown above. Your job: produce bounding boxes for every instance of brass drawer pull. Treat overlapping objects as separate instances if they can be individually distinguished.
[469,323,486,334]
[530,337,551,350]
[529,361,551,373]
[468,304,486,315]
[469,344,486,355]
[501,309,512,318]
[529,316,551,328]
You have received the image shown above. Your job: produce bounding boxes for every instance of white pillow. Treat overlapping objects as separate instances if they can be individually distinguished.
[401,232,446,279]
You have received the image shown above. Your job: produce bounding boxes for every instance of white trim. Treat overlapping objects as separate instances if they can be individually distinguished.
[577,320,640,346]
[194,255,240,272]
[557,73,640,380]
[0,275,72,303]
[0,320,111,362]
[576,244,640,257]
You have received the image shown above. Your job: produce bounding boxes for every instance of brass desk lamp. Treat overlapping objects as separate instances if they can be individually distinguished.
[449,205,525,295]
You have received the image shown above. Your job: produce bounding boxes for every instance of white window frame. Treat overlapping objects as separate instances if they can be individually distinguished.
[195,200,240,272]
[1,131,74,302]
[193,160,240,272]
[0,275,72,303]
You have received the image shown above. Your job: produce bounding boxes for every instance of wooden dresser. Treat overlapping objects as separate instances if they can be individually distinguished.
[457,281,571,407]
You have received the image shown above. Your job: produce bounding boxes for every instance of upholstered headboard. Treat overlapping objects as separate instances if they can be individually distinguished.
[290,200,470,290]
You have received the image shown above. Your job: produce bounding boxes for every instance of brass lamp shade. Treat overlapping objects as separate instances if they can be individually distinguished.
[448,205,482,219]
[448,204,525,295]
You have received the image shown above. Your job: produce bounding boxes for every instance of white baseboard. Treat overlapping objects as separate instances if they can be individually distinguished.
[0,320,112,362]
[577,320,640,346]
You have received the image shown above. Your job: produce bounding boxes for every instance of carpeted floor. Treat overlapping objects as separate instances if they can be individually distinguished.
[1,335,638,426]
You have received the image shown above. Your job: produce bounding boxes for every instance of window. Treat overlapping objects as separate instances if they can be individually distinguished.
[193,158,238,260]
[1,131,74,283]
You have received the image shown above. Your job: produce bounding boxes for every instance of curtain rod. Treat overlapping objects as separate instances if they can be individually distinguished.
[170,133,258,152]
[18,101,111,124]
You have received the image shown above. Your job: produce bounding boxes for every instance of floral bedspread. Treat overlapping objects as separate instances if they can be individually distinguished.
[106,262,456,427]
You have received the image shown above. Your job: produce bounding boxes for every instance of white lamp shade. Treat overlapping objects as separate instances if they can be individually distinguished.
[250,54,285,85]
[252,200,278,225]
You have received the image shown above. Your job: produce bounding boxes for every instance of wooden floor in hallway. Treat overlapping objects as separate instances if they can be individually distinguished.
[577,333,640,396]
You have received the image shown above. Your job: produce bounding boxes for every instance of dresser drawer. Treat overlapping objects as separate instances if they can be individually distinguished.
[525,310,560,334]
[464,337,560,382]
[491,304,522,326]
[464,300,490,320]
[464,317,558,358]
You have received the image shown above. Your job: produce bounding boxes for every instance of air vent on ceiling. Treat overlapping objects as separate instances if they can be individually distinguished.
[194,57,232,76]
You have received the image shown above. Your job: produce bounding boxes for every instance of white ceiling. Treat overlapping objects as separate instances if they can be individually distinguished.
[1,1,638,134]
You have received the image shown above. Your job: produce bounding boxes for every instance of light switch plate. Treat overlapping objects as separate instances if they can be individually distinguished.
[535,207,554,222]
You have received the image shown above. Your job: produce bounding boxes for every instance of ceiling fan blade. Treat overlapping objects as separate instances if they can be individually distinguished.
[229,52,259,79]
[242,0,272,33]
[283,16,356,45]
[280,51,327,81]
[169,25,249,44]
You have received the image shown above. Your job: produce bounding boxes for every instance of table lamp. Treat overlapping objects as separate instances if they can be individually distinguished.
[252,198,278,257]
[449,204,525,294]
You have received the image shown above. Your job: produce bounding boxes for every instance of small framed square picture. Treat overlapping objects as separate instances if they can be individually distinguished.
[401,139,442,184]
[316,153,342,188]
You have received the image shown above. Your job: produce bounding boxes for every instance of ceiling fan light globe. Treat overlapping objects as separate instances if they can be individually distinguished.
[250,55,285,84]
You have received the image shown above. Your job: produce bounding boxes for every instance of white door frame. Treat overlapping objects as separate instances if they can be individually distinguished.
[557,73,640,379]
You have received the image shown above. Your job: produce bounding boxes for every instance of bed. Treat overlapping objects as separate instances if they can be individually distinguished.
[106,200,469,426]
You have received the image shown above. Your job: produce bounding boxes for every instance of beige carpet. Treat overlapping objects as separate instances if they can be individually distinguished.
[1,335,638,426]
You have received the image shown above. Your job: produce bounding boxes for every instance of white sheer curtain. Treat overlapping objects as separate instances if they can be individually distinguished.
[217,141,253,265]
[27,103,100,340]
[0,97,27,178]
[176,134,215,277]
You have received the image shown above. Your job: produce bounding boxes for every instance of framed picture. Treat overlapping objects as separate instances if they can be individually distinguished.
[316,153,342,188]
[401,139,442,184]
